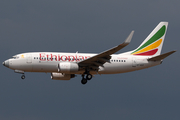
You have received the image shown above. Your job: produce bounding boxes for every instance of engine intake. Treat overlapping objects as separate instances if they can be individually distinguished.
[51,73,75,80]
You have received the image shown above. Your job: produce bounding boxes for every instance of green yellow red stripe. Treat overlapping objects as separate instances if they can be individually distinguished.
[133,49,158,56]
[132,39,162,55]
[131,25,166,55]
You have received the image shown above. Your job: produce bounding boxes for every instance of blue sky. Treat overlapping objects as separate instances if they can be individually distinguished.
[0,1,180,120]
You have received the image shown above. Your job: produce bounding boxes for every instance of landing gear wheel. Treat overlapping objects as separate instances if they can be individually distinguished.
[86,74,92,80]
[81,78,87,85]
[21,75,25,79]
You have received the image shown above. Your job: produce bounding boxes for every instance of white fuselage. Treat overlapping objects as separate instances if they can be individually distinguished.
[5,52,161,75]
[2,22,174,84]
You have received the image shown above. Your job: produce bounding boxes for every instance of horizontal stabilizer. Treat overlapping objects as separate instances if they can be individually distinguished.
[148,50,176,61]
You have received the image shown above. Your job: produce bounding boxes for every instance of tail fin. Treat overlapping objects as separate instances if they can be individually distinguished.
[131,22,168,56]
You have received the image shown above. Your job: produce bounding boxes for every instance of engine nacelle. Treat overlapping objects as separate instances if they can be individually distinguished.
[58,62,79,73]
[51,73,75,80]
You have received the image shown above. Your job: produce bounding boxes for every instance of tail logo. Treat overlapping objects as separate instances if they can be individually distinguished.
[131,25,166,56]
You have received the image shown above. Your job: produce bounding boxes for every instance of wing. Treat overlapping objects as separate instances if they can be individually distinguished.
[78,31,134,70]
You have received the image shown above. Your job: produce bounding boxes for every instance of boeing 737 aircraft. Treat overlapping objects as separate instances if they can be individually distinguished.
[2,22,176,84]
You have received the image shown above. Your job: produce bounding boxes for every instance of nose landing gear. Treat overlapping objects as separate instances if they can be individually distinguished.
[14,70,25,80]
[21,74,25,79]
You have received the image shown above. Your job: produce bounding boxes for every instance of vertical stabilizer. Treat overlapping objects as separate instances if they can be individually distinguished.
[131,22,168,56]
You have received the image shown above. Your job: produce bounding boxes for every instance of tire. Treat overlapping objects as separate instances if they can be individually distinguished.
[81,78,87,85]
[21,75,25,79]
[86,74,92,80]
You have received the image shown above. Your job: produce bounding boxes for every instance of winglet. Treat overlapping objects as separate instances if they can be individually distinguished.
[148,50,176,61]
[103,30,134,55]
[123,31,134,45]
[78,31,134,66]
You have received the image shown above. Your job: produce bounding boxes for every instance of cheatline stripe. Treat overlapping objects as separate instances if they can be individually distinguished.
[132,39,162,55]
[133,48,158,56]
[131,25,166,54]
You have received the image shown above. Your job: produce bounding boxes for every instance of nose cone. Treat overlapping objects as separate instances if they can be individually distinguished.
[2,60,9,67]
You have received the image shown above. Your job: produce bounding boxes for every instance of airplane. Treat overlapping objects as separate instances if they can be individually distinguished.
[2,22,176,84]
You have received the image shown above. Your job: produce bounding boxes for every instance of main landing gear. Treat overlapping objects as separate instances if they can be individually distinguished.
[81,74,93,85]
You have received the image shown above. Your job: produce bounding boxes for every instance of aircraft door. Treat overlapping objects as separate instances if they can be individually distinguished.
[132,57,136,67]
[26,54,32,63]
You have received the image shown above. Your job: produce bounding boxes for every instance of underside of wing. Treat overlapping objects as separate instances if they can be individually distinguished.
[78,31,134,71]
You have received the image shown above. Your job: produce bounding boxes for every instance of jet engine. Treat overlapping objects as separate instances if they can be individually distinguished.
[58,62,79,73]
[51,73,75,80]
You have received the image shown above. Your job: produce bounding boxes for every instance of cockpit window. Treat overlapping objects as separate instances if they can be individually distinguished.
[11,56,19,59]
[12,56,16,59]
